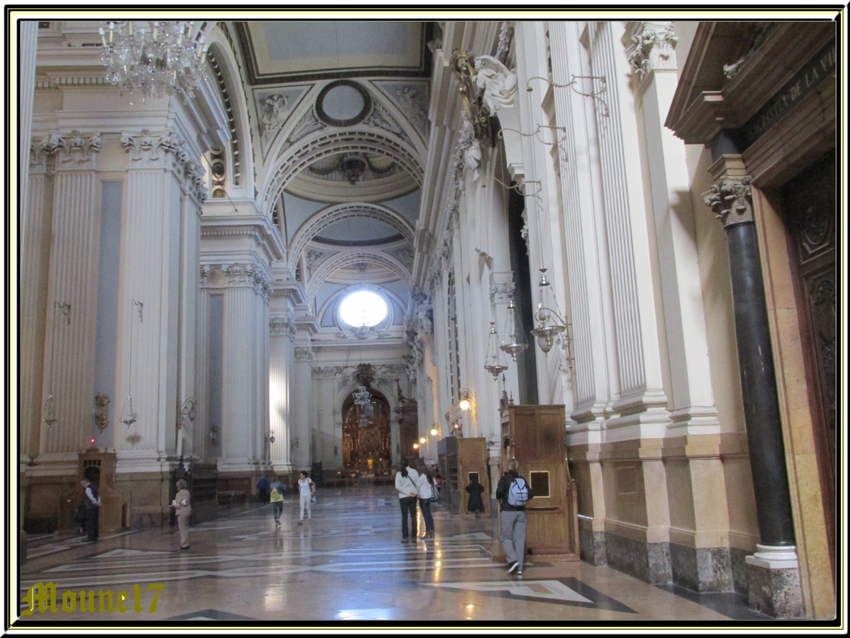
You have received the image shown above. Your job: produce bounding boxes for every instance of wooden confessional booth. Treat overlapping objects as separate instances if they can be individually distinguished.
[499,404,580,560]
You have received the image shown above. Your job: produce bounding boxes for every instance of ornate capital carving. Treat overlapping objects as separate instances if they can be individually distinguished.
[270,312,296,338]
[32,130,101,171]
[627,22,678,83]
[293,345,314,362]
[704,176,754,228]
[121,129,207,201]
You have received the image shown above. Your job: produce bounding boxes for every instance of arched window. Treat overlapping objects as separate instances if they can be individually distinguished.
[338,290,388,328]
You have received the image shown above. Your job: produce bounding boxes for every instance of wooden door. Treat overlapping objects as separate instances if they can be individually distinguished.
[780,150,836,570]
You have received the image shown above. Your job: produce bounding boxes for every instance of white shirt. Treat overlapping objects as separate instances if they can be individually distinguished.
[395,468,420,499]
[417,476,433,500]
[298,478,314,497]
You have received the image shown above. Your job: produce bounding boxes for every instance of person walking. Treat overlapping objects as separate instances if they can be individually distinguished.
[417,468,436,539]
[297,471,315,525]
[495,459,533,575]
[257,475,271,502]
[270,477,285,527]
[79,478,101,542]
[395,459,420,543]
[172,479,192,550]
[466,473,486,519]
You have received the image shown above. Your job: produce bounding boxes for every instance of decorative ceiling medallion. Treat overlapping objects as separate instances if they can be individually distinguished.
[316,80,372,127]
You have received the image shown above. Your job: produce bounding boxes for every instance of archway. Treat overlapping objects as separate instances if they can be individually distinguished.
[342,388,392,477]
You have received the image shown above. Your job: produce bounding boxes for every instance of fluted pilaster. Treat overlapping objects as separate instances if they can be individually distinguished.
[39,132,102,458]
[587,23,667,424]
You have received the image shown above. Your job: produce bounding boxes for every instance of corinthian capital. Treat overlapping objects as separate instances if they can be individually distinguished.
[626,22,678,83]
[704,176,754,228]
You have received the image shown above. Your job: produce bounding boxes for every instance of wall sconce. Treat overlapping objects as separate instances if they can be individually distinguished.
[413,443,420,450]
[419,437,426,445]
[430,425,439,437]
[452,421,463,437]
[209,424,219,446]
[530,268,574,371]
[93,394,110,430]
[458,389,471,411]
[526,74,610,118]
[267,429,276,444]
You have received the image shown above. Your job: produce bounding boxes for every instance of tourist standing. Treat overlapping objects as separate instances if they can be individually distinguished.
[297,471,315,525]
[395,459,420,543]
[417,468,436,538]
[172,479,192,550]
[79,478,101,542]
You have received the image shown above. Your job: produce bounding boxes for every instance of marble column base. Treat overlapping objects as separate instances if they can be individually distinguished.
[670,543,733,593]
[579,527,607,566]
[605,532,671,585]
[746,545,804,617]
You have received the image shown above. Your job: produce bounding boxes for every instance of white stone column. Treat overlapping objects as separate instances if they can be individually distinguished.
[115,129,202,468]
[269,311,295,476]
[586,22,669,436]
[291,341,314,471]
[20,139,54,463]
[17,21,38,267]
[217,263,271,472]
[196,266,213,461]
[624,21,719,435]
[39,132,102,461]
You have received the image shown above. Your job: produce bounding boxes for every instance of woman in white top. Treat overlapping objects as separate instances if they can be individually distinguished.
[417,469,436,538]
[394,459,420,542]
[297,470,315,524]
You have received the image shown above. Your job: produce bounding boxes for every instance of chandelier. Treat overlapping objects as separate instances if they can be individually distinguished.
[484,321,509,379]
[499,296,528,361]
[530,268,574,370]
[99,21,208,103]
[353,385,371,406]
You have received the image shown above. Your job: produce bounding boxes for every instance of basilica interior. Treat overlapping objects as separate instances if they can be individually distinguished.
[12,14,840,627]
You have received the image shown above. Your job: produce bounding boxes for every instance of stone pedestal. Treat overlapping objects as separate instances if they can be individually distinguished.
[746,545,804,618]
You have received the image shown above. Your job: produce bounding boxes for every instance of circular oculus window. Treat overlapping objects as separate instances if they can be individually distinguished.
[339,290,388,327]
[316,80,372,127]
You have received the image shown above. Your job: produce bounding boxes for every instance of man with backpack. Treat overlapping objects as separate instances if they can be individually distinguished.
[495,459,533,575]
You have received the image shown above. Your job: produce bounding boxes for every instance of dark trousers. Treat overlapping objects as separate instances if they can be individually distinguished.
[85,507,99,541]
[399,497,417,539]
[418,499,434,532]
[272,501,283,522]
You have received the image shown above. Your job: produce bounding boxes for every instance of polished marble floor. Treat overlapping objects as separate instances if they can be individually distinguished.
[15,484,776,629]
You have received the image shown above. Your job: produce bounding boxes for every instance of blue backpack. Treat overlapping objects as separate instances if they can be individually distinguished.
[507,477,529,507]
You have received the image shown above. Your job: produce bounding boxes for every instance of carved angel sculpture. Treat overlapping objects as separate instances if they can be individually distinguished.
[473,55,518,114]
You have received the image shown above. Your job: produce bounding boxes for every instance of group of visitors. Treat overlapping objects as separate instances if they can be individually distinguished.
[262,470,317,526]
[394,459,439,541]
[91,457,530,568]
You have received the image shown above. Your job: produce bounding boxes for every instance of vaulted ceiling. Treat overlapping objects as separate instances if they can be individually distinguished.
[225,20,434,327]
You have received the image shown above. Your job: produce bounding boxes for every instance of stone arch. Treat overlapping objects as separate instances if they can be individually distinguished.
[307,251,411,303]
[262,128,424,213]
[204,27,255,199]
[288,202,414,272]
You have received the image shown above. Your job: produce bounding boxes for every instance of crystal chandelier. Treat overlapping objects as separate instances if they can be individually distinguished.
[353,385,371,407]
[484,321,509,379]
[99,21,208,103]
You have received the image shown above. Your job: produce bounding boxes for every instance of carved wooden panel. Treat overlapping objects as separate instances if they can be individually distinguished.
[781,150,835,568]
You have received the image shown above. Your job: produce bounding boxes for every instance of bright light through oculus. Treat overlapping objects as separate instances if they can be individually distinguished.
[339,290,388,327]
